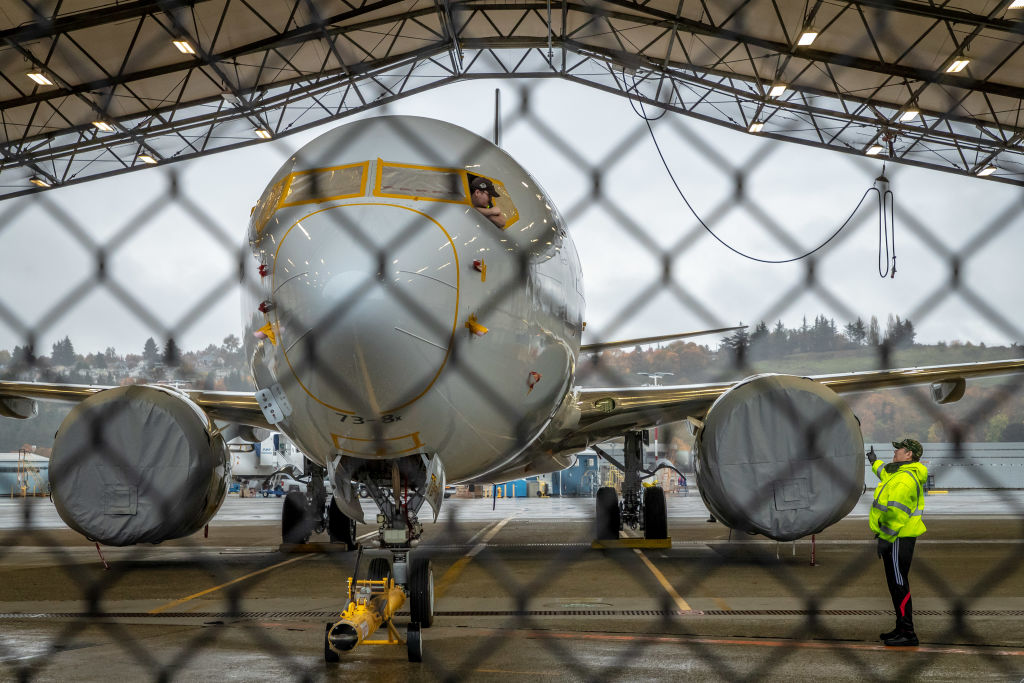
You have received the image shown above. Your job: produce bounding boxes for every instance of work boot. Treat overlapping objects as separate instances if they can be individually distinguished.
[879,626,901,641]
[883,631,919,647]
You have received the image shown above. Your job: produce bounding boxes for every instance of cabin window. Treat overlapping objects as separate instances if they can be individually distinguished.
[280,162,367,207]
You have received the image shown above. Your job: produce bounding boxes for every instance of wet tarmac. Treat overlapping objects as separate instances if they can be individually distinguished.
[1,493,1022,681]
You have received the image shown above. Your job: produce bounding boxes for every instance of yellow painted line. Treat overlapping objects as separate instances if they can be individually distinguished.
[592,538,671,549]
[474,669,558,676]
[633,548,691,611]
[435,557,472,599]
[148,554,312,614]
[712,597,732,611]
[928,490,948,494]
[435,515,516,598]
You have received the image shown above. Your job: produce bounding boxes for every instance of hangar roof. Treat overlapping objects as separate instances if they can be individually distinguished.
[1,0,1022,198]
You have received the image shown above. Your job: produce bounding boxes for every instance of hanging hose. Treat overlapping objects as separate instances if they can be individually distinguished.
[874,169,896,278]
[625,71,896,273]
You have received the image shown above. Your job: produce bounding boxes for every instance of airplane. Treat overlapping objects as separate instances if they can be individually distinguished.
[1,115,1023,640]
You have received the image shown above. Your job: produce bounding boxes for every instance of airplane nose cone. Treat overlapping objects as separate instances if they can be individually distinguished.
[272,204,459,415]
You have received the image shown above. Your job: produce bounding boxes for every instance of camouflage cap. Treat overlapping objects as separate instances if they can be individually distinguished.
[892,438,923,461]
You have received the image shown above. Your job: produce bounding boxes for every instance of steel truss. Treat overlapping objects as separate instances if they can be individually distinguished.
[1,0,1022,199]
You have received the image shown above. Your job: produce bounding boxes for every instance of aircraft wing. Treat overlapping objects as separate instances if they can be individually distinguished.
[573,357,1024,443]
[0,381,270,429]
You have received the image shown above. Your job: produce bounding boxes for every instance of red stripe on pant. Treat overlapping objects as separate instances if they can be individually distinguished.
[899,592,911,617]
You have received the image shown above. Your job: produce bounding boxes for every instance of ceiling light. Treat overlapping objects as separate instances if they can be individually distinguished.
[29,176,51,188]
[27,72,53,85]
[172,40,196,55]
[92,121,114,132]
[945,58,969,73]
[977,165,997,176]
[254,128,272,139]
[748,121,764,133]
[138,154,158,165]
[899,110,919,122]
[769,83,788,98]
[797,30,818,46]
[866,145,884,156]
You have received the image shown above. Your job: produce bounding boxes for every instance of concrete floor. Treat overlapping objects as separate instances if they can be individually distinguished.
[0,494,1022,681]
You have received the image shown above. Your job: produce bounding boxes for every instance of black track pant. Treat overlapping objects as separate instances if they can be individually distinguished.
[880,536,917,631]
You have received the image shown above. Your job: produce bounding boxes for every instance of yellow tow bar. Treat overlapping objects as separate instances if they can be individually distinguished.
[325,575,423,662]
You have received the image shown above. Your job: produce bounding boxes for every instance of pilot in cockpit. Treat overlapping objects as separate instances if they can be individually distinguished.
[468,176,506,229]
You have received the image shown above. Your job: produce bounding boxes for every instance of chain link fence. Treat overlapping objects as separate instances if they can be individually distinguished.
[1,76,1023,680]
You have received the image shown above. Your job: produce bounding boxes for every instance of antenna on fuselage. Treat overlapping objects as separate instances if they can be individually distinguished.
[494,88,501,147]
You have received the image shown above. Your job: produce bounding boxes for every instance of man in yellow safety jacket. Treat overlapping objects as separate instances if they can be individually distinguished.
[868,437,928,647]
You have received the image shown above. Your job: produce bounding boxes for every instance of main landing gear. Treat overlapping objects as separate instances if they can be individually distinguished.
[593,431,670,543]
[280,462,341,546]
[277,462,361,551]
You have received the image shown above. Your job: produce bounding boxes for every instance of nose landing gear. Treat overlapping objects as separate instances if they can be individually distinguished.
[324,549,427,663]
[318,454,441,663]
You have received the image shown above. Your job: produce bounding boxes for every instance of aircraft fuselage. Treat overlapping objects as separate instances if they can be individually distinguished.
[243,116,585,483]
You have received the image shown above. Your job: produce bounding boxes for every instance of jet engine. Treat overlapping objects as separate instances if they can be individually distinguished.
[693,374,863,541]
[50,385,229,546]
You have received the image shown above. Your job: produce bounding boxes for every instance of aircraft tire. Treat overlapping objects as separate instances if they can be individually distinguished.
[324,623,340,663]
[327,496,357,549]
[643,486,668,539]
[595,487,620,540]
[407,622,423,662]
[409,555,434,628]
[282,491,314,545]
[367,557,391,581]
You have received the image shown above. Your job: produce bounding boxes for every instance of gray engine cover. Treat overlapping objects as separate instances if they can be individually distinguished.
[50,385,228,546]
[694,374,864,541]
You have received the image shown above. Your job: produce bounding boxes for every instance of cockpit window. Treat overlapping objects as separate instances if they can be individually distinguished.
[280,162,368,207]
[376,161,467,203]
[374,161,520,229]
[467,174,519,230]
[251,162,369,234]
[251,176,288,235]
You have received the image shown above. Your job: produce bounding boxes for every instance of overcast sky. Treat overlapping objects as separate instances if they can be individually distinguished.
[1,78,1021,357]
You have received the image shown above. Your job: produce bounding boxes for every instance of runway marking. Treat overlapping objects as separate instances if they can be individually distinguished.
[147,555,312,614]
[435,515,517,598]
[456,627,1024,657]
[633,548,691,611]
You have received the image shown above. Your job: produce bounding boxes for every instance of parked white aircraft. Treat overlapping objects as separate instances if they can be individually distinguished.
[2,116,1022,634]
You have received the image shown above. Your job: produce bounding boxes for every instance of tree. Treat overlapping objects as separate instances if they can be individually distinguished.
[985,414,1009,442]
[768,320,788,358]
[721,325,750,354]
[222,334,241,354]
[844,317,867,346]
[901,318,917,347]
[1001,422,1024,442]
[51,336,76,366]
[143,337,160,364]
[163,338,181,367]
[868,316,881,346]
[748,321,769,360]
